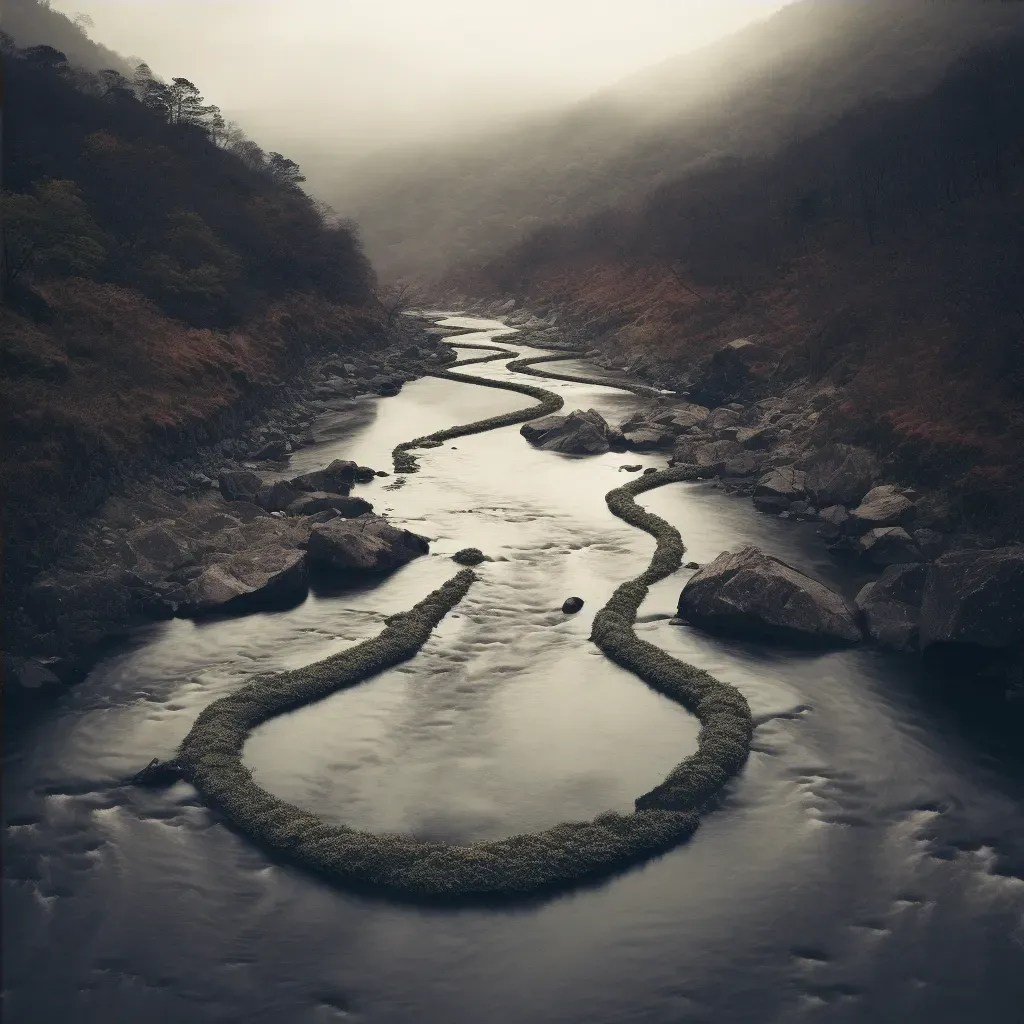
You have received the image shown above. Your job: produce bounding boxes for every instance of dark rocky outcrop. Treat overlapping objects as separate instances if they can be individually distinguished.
[290,459,374,493]
[286,492,373,518]
[847,485,915,535]
[919,547,1024,658]
[181,548,309,615]
[753,466,807,513]
[521,409,613,455]
[804,444,879,508]
[678,545,861,645]
[858,527,923,566]
[218,470,263,503]
[855,562,927,652]
[306,515,430,572]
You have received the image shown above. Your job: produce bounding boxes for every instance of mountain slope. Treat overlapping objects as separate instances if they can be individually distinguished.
[333,0,1024,280]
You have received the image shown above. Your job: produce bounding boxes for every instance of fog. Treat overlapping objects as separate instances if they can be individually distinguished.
[50,0,786,159]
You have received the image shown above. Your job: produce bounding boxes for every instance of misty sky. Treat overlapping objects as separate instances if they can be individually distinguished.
[52,0,786,156]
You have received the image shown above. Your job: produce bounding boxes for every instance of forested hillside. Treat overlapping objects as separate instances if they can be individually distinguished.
[334,0,1024,279]
[456,34,1024,535]
[1,11,379,586]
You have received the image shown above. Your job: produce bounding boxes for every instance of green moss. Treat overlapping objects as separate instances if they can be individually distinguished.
[163,348,753,900]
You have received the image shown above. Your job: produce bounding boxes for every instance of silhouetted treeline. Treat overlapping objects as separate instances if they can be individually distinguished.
[2,34,373,326]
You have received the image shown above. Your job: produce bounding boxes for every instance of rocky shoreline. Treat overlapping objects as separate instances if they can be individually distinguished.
[456,297,1024,702]
[4,315,460,700]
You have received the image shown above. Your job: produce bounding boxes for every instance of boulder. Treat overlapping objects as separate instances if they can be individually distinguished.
[859,527,923,566]
[650,404,710,432]
[804,444,879,508]
[218,470,263,502]
[621,425,675,451]
[251,439,290,461]
[735,425,779,450]
[854,563,927,653]
[222,500,268,523]
[562,597,584,614]
[4,656,63,694]
[753,467,806,512]
[722,452,765,478]
[255,480,303,513]
[847,485,914,535]
[817,504,850,541]
[290,459,362,493]
[286,492,373,518]
[306,515,430,572]
[707,407,741,432]
[691,439,745,475]
[524,409,613,455]
[181,548,308,615]
[678,545,861,645]
[126,523,193,572]
[521,415,568,442]
[919,547,1024,655]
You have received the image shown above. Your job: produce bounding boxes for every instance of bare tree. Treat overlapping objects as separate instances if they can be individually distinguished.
[373,282,413,329]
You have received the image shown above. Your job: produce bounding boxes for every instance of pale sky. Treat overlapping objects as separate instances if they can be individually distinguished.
[52,1,788,156]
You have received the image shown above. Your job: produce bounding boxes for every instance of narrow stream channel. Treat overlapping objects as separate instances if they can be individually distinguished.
[4,316,1023,1023]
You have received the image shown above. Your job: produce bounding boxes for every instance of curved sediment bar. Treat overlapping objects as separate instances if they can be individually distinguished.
[508,353,664,398]
[156,332,753,900]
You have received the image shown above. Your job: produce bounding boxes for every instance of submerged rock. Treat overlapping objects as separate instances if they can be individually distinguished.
[855,562,927,652]
[678,545,861,645]
[307,515,430,572]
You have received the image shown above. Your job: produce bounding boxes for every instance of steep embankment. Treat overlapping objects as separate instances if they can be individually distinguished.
[454,34,1024,538]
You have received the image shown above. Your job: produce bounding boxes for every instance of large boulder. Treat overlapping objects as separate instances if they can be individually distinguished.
[290,459,372,493]
[621,425,675,451]
[804,444,879,508]
[691,439,745,475]
[847,485,914,535]
[521,415,567,443]
[855,563,927,653]
[251,439,290,461]
[286,492,374,518]
[218,470,263,502]
[181,548,308,615]
[254,480,303,513]
[523,409,612,455]
[685,338,771,407]
[307,515,430,572]
[126,523,193,573]
[650,404,710,433]
[678,545,861,645]
[919,547,1024,656]
[753,467,806,513]
[859,527,923,566]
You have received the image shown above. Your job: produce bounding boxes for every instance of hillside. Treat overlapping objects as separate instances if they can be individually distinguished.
[333,0,1024,280]
[455,33,1024,537]
[0,16,380,591]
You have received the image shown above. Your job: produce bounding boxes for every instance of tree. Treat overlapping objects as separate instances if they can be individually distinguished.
[1,180,106,296]
[266,153,305,187]
[168,77,216,128]
[133,62,170,118]
[24,45,69,71]
[373,282,413,329]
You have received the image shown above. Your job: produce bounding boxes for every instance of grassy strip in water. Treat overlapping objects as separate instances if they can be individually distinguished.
[507,353,663,398]
[173,567,697,898]
[164,350,751,900]
[594,467,754,812]
[391,365,564,473]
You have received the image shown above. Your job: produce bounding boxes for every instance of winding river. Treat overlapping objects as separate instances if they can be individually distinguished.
[4,316,1024,1022]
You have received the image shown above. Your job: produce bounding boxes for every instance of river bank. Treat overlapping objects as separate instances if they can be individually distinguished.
[3,313,461,698]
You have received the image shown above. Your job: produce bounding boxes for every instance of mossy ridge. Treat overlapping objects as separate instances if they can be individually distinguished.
[593,465,754,813]
[391,367,564,474]
[507,354,662,398]
[174,566,698,898]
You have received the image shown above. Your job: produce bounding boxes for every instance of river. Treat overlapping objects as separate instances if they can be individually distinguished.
[4,316,1023,1022]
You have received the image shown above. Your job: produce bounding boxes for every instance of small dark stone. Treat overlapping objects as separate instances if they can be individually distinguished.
[643,467,658,476]
[562,597,585,614]
[620,464,643,473]
[684,561,702,570]
[131,758,183,788]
